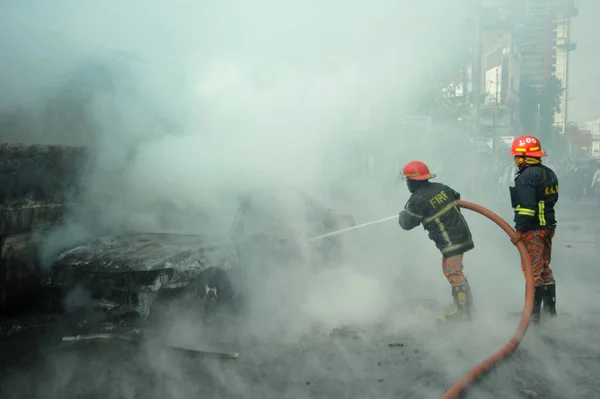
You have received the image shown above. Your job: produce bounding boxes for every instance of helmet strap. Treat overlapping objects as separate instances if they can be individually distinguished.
[407,179,428,193]
[524,156,542,165]
[514,156,525,168]
[514,156,541,168]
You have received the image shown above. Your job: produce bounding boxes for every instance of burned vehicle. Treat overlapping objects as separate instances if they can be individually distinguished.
[46,188,355,321]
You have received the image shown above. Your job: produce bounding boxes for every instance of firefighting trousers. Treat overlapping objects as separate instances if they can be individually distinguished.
[520,228,555,288]
[442,254,468,287]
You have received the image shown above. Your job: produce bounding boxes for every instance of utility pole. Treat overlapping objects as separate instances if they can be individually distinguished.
[493,66,499,153]
[472,0,483,138]
[563,0,575,143]
[537,102,541,136]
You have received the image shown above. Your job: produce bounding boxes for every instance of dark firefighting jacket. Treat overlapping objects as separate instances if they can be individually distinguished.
[398,181,474,258]
[510,163,559,232]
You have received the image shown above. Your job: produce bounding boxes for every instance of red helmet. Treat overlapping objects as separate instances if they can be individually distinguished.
[510,135,546,157]
[400,160,436,181]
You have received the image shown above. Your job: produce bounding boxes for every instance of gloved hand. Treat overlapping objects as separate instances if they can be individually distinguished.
[510,231,523,246]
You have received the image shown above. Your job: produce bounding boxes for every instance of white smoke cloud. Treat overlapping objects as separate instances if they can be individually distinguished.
[6,1,595,399]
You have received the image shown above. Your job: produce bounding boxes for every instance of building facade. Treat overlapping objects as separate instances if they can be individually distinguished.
[584,119,600,136]
[508,0,578,136]
[473,5,522,152]
[584,119,600,157]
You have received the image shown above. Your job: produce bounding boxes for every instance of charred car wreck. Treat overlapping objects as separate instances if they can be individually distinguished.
[45,189,355,322]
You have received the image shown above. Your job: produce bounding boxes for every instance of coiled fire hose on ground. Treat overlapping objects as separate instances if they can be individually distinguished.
[441,200,534,399]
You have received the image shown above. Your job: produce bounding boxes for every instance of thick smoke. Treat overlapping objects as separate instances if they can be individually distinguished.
[3,1,599,399]
[2,0,475,264]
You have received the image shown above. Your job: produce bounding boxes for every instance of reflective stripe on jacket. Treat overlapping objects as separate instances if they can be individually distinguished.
[399,181,474,258]
[509,164,559,232]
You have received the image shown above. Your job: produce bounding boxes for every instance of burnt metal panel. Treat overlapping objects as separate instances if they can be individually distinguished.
[0,142,89,311]
[0,203,67,236]
[0,233,40,309]
[0,142,88,205]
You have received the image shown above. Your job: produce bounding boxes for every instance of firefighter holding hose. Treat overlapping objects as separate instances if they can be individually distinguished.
[509,135,558,324]
[397,160,475,322]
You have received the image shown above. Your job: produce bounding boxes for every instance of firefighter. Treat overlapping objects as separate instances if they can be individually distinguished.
[508,135,558,324]
[397,160,475,322]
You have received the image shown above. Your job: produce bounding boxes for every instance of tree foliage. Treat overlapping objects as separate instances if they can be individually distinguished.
[416,60,474,130]
[518,76,564,144]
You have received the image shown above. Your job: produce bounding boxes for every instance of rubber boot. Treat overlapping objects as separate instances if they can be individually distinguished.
[542,282,557,317]
[531,286,544,325]
[437,285,471,322]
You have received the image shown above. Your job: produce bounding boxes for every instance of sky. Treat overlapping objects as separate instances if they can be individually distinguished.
[569,0,600,122]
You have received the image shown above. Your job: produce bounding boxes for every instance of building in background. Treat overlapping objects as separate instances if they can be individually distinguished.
[584,119,600,135]
[592,138,600,158]
[421,0,579,156]
[584,119,600,158]
[566,129,592,157]
[477,5,521,153]
[553,1,578,136]
[466,4,521,154]
[507,0,578,136]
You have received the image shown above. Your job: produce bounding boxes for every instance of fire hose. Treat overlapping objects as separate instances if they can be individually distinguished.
[309,200,533,399]
[442,200,533,399]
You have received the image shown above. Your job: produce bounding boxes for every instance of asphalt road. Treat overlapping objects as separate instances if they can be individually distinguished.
[1,198,599,399]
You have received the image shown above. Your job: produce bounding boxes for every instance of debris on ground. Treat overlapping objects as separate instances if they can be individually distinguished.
[61,333,239,359]
[329,326,362,340]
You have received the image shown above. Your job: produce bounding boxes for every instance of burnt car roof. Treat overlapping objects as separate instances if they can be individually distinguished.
[53,233,220,272]
[51,187,337,273]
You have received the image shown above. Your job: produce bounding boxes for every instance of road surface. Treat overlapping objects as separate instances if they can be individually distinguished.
[1,198,599,399]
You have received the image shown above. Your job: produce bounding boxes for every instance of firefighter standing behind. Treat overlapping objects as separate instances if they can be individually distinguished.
[397,160,475,322]
[509,135,558,324]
